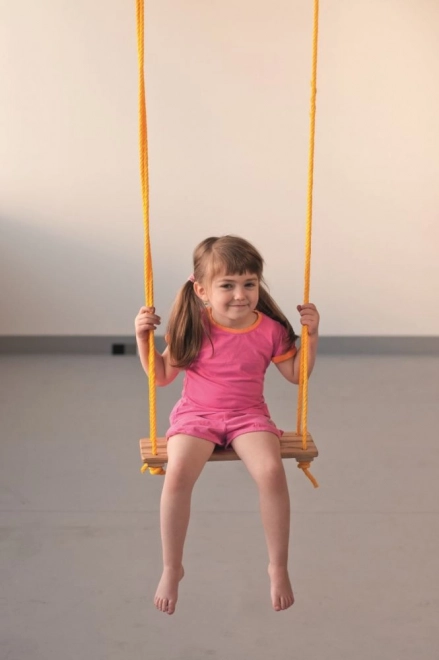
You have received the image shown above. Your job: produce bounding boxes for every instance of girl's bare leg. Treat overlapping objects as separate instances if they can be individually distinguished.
[231,432,294,611]
[155,435,215,615]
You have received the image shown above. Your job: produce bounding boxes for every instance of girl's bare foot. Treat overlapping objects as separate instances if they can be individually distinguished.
[154,566,185,615]
[268,564,295,611]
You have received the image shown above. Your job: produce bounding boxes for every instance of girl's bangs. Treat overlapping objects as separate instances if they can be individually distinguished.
[207,251,263,279]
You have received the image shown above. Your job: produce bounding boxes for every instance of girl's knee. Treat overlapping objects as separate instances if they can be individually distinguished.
[164,461,198,492]
[254,460,286,489]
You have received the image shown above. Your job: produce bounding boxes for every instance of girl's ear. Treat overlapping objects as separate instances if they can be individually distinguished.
[194,282,208,304]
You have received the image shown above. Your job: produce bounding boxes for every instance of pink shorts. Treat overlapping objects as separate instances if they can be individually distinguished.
[166,408,282,448]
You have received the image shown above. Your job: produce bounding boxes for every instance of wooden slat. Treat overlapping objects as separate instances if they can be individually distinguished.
[140,432,318,467]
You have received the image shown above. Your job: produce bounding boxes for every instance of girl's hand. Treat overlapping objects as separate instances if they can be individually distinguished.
[297,303,320,336]
[135,306,161,340]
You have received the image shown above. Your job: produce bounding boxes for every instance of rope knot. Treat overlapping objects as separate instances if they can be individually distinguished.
[297,461,319,488]
[141,463,166,476]
[149,466,166,476]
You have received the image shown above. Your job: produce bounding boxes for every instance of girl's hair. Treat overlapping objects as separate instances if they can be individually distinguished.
[167,235,298,367]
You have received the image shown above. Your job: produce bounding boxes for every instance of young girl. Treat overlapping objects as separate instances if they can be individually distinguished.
[135,235,319,615]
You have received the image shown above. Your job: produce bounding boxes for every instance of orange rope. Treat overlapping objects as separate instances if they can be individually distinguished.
[297,462,319,489]
[296,0,319,487]
[135,0,319,482]
[136,0,163,474]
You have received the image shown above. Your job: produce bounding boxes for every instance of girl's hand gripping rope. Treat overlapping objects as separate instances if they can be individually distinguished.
[135,306,161,340]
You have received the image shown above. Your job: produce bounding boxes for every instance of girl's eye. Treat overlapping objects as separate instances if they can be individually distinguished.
[220,282,257,289]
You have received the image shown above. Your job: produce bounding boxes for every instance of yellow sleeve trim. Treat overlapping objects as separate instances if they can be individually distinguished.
[271,346,297,364]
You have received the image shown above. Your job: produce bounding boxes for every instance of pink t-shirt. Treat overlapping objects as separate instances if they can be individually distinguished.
[175,310,296,414]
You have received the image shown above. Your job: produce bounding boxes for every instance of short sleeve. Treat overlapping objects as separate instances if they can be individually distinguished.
[271,323,297,364]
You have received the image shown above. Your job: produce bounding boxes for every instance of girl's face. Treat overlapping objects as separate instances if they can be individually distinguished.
[195,271,260,329]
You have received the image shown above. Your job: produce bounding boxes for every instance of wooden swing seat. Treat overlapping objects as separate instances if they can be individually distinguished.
[140,431,318,467]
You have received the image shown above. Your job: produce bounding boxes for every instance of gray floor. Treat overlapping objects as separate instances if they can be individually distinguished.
[1,353,438,660]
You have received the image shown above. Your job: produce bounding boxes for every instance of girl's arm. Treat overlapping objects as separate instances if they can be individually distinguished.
[275,303,320,384]
[275,333,318,384]
[135,306,180,386]
[136,341,180,386]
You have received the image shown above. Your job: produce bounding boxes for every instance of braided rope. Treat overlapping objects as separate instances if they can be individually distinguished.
[136,0,319,483]
[297,0,319,451]
[136,0,161,472]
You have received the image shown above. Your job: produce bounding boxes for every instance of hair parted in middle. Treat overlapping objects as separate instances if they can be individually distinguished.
[166,235,298,368]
